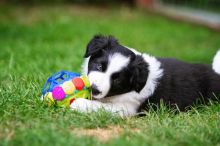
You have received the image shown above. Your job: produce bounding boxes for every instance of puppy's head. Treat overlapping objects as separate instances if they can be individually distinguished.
[82,35,148,99]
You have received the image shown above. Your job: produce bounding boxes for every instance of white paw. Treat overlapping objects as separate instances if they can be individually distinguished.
[70,98,93,112]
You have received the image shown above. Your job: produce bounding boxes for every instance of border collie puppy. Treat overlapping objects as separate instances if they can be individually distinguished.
[70,35,220,117]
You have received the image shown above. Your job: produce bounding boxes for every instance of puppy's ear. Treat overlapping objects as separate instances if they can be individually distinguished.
[84,35,118,58]
[129,55,149,92]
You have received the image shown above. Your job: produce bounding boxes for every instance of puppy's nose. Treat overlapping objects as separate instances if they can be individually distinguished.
[91,84,101,95]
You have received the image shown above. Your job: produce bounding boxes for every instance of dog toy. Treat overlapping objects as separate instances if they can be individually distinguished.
[41,70,91,108]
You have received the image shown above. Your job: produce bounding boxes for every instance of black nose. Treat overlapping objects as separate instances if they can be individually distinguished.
[91,84,101,95]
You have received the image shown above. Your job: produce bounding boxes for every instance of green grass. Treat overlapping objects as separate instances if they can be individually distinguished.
[0,5,220,146]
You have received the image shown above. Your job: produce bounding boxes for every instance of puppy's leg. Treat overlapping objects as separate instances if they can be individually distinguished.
[70,98,136,117]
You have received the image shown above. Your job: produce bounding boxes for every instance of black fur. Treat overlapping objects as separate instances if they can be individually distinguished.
[85,35,148,97]
[139,58,220,111]
[107,55,149,96]
[129,55,149,93]
[85,35,220,111]
[84,35,119,58]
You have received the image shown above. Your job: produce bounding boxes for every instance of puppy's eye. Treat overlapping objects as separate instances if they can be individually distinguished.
[96,64,102,71]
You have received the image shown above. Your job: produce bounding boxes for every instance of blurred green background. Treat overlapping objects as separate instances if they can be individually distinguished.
[1,0,220,10]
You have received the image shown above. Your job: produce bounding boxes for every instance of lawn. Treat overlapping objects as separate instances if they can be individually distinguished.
[0,5,220,146]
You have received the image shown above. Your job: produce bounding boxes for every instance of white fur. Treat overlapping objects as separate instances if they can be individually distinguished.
[213,50,220,75]
[88,53,130,99]
[81,56,90,75]
[127,47,164,99]
[100,91,143,116]
[139,54,164,100]
[126,46,142,55]
[70,98,135,117]
[88,71,111,99]
[74,47,163,117]
[100,52,164,114]
[107,53,130,73]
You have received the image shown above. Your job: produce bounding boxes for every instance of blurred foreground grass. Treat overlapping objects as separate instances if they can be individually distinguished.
[0,5,220,146]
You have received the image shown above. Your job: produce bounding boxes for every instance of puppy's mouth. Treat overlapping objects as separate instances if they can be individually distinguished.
[91,85,103,100]
[92,89,101,96]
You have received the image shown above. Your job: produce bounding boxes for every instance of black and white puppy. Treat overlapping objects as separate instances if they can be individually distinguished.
[70,35,220,117]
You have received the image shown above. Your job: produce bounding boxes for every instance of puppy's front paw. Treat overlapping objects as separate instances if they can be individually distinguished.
[70,98,93,112]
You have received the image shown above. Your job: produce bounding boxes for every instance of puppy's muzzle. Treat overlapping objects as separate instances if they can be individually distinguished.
[91,84,101,96]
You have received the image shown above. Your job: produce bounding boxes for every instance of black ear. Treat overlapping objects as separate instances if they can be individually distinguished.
[129,55,149,92]
[84,35,118,58]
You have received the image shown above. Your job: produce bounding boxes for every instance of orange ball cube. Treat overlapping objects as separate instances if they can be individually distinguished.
[72,77,85,90]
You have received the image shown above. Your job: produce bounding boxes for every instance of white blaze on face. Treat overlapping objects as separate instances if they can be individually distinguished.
[81,56,90,75]
[88,53,130,99]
